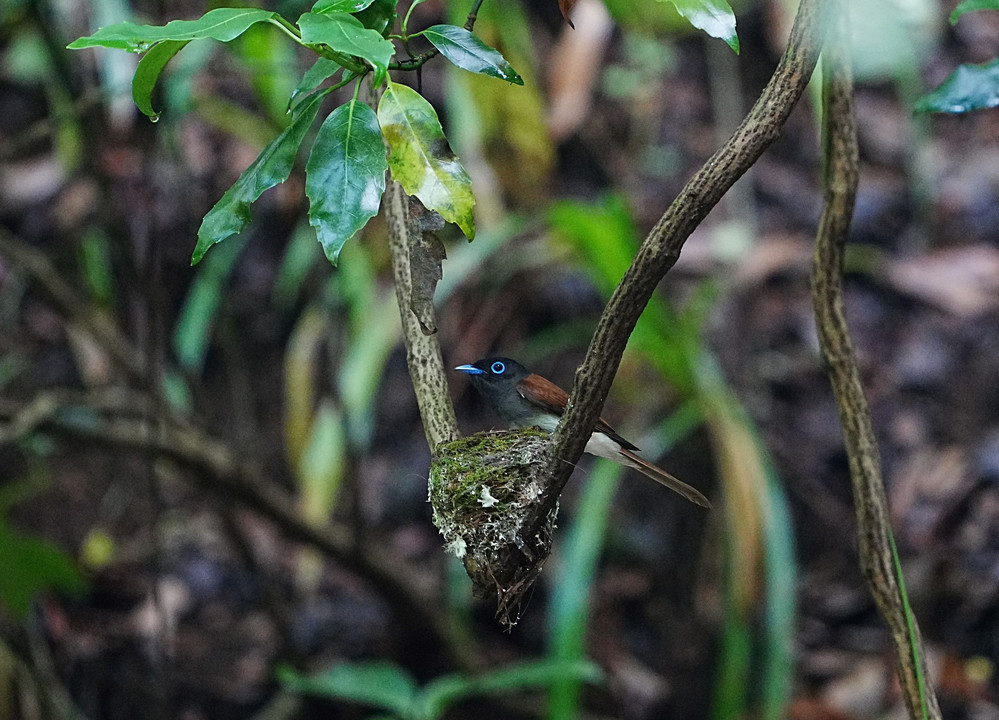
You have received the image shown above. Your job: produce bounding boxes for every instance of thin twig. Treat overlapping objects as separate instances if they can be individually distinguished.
[0,616,88,720]
[0,228,147,382]
[390,0,486,71]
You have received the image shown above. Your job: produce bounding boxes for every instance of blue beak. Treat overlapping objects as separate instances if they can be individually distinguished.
[454,364,485,375]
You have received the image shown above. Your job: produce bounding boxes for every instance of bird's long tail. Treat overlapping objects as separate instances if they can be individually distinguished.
[617,448,712,508]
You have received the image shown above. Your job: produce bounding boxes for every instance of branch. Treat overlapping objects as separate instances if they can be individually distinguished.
[0,390,478,671]
[811,10,941,720]
[384,180,461,450]
[531,0,830,532]
[0,195,470,664]
[0,614,87,720]
[0,228,147,382]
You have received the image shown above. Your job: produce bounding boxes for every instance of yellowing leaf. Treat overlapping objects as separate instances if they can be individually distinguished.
[377,82,475,239]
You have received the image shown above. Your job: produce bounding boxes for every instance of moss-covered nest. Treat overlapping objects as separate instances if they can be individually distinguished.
[429,428,558,628]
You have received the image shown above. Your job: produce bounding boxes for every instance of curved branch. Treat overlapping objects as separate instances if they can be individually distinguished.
[811,10,941,720]
[0,390,478,671]
[530,0,830,531]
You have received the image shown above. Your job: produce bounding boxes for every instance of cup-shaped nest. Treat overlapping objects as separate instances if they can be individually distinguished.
[429,428,557,628]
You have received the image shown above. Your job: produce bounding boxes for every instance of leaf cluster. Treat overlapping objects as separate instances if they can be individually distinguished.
[69,0,525,266]
[916,0,999,113]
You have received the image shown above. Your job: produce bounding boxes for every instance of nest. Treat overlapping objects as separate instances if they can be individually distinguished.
[429,429,558,628]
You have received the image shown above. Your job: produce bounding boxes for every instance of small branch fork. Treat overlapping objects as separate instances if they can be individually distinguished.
[390,0,485,72]
[811,9,941,719]
[528,0,830,537]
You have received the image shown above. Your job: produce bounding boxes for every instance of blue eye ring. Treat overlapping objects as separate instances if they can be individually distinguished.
[490,361,506,374]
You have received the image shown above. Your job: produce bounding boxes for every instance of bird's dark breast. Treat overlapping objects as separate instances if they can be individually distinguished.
[467,375,533,427]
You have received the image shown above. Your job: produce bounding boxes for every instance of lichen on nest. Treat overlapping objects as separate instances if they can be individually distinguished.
[429,428,558,628]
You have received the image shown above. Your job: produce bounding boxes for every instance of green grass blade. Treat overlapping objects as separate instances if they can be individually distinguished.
[889,531,932,719]
[547,460,622,720]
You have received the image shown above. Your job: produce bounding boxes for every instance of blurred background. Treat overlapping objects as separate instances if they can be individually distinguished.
[2,0,999,718]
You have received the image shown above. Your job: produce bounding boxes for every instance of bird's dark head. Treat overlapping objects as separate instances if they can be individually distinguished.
[454,357,528,388]
[454,357,534,425]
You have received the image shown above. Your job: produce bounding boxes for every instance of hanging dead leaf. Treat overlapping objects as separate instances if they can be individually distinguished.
[406,195,447,336]
[548,0,613,141]
[409,230,447,335]
[558,0,578,28]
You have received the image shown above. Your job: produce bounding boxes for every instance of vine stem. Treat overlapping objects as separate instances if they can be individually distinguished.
[527,0,830,537]
[811,8,941,719]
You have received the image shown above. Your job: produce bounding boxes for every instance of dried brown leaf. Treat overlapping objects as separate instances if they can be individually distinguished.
[558,0,578,27]
[409,230,447,336]
[888,245,999,317]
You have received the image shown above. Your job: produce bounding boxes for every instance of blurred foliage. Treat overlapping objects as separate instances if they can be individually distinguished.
[548,195,796,720]
[547,460,625,720]
[174,233,249,373]
[445,0,554,212]
[279,658,603,719]
[0,477,85,618]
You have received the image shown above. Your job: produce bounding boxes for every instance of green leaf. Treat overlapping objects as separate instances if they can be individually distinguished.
[278,661,418,715]
[78,228,115,305]
[419,660,603,719]
[660,0,739,53]
[312,0,376,13]
[174,234,248,371]
[915,59,999,114]
[68,7,280,52]
[306,99,387,265]
[377,82,475,238]
[547,460,622,719]
[298,12,394,86]
[951,0,999,23]
[0,519,86,618]
[132,39,188,119]
[192,88,332,264]
[290,57,343,108]
[298,400,346,523]
[355,0,398,35]
[421,25,523,84]
[888,531,933,720]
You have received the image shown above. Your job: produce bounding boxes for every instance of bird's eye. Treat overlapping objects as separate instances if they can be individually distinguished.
[490,361,506,374]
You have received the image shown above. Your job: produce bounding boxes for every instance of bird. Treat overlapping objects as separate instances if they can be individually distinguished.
[454,357,710,507]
